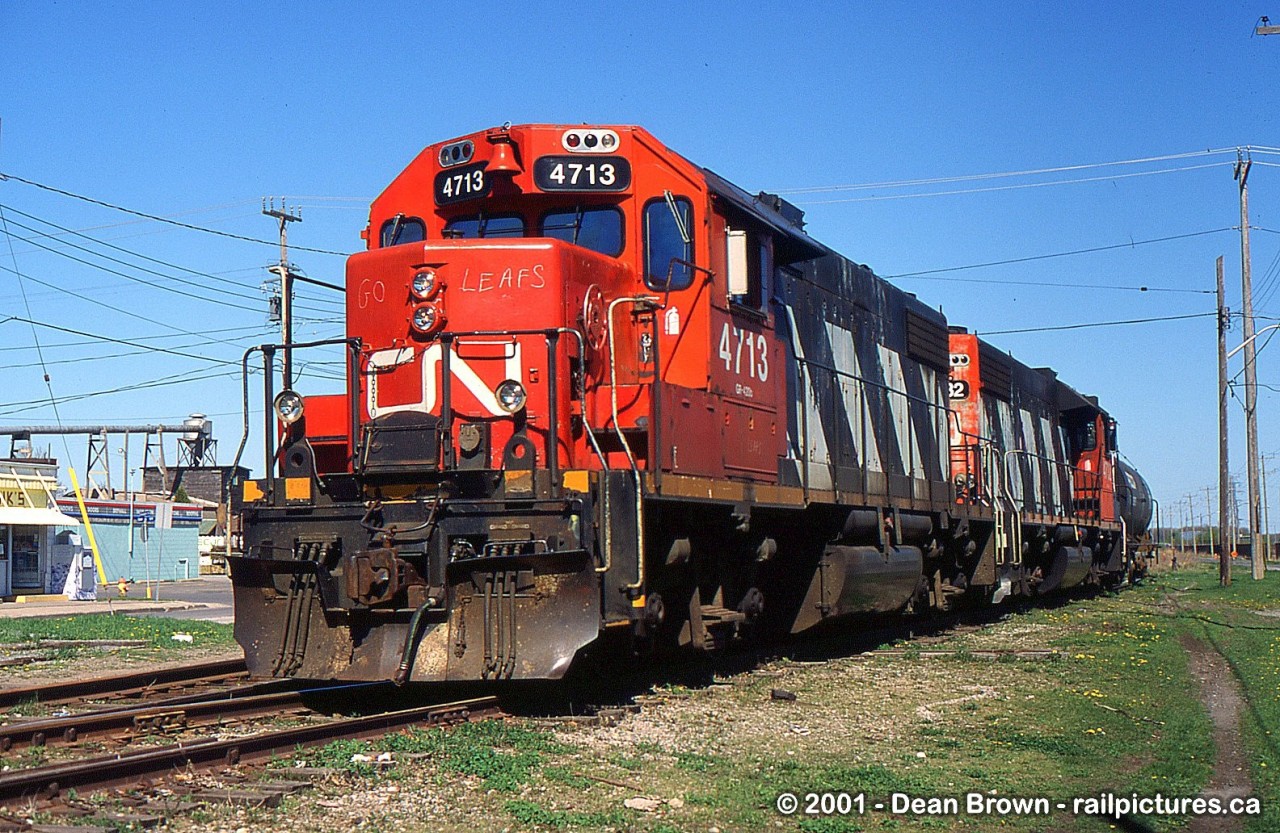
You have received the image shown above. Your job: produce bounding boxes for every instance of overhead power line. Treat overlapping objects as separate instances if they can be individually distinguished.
[0,258,265,346]
[896,274,1212,294]
[795,163,1229,204]
[0,322,270,353]
[0,367,245,417]
[0,216,265,312]
[2,202,298,300]
[0,316,243,368]
[0,206,67,443]
[980,311,1216,336]
[773,148,1243,195]
[886,228,1231,282]
[0,171,350,256]
[0,208,342,317]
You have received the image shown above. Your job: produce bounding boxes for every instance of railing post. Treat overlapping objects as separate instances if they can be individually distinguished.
[263,347,276,480]
[546,331,560,495]
[440,334,454,469]
[649,313,662,492]
[348,340,361,471]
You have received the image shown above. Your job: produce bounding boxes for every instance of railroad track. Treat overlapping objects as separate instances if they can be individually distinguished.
[0,657,250,710]
[0,695,500,808]
[0,683,331,752]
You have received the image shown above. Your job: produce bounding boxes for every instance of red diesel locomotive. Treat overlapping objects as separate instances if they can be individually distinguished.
[230,124,1153,683]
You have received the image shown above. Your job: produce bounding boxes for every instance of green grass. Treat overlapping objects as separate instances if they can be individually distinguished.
[302,718,569,793]
[114,564,1278,833]
[503,799,628,829]
[628,572,1235,832]
[0,613,234,649]
[1155,565,1280,833]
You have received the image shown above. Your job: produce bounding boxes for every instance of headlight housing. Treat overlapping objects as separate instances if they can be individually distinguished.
[495,380,527,413]
[411,269,439,300]
[273,390,305,424]
[411,302,444,335]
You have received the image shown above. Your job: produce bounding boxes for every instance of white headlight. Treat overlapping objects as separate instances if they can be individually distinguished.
[273,390,305,424]
[411,269,438,300]
[411,303,443,334]
[496,380,527,413]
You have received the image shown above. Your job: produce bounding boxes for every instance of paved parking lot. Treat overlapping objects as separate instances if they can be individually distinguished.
[0,574,235,623]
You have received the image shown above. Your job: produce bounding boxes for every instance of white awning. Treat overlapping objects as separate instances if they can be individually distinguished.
[0,507,81,526]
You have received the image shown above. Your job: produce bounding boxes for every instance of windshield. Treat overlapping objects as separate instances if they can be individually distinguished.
[443,213,525,239]
[540,206,624,257]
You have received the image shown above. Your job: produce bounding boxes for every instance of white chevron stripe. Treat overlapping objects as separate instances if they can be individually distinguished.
[877,345,920,477]
[827,321,883,474]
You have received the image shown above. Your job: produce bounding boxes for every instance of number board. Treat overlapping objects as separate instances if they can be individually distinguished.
[533,156,631,192]
[434,163,491,205]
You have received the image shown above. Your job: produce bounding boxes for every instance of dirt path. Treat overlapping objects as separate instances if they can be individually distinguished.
[1180,634,1254,833]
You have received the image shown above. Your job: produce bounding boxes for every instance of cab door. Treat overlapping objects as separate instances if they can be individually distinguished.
[709,220,784,480]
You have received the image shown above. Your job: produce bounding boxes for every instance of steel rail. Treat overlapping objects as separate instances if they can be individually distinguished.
[0,658,249,709]
[0,695,500,805]
[0,686,324,752]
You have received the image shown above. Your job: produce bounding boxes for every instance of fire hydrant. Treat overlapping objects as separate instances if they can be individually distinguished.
[117,577,129,597]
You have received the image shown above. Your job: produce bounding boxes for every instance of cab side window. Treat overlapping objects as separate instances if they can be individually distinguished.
[727,226,771,310]
[380,216,426,248]
[643,197,693,291]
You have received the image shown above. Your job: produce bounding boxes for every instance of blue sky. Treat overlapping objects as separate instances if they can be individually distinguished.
[1,2,1276,530]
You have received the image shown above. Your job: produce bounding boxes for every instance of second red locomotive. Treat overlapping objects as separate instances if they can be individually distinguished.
[230,124,1152,683]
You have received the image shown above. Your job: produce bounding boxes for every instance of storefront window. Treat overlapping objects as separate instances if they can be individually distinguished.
[11,526,39,588]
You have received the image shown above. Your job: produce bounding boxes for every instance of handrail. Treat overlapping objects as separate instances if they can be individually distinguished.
[605,295,661,591]
[995,447,1023,565]
[1002,447,1076,517]
[233,337,362,482]
[429,326,607,475]
[789,354,954,500]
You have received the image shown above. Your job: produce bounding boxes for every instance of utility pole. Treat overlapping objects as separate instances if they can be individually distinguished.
[1232,476,1242,556]
[1263,453,1272,563]
[1235,151,1266,580]
[1218,255,1231,585]
[1184,496,1193,555]
[1203,485,1216,556]
[263,199,302,391]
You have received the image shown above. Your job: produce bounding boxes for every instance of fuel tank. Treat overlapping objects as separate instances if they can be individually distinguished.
[1038,545,1092,593]
[1115,460,1154,536]
[790,545,923,633]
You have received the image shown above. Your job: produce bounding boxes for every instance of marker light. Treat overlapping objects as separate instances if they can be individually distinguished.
[411,269,439,300]
[273,390,305,424]
[561,128,619,153]
[411,303,444,335]
[495,380,527,413]
[438,140,475,168]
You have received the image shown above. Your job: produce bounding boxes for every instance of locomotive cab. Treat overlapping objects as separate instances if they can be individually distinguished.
[232,125,734,682]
